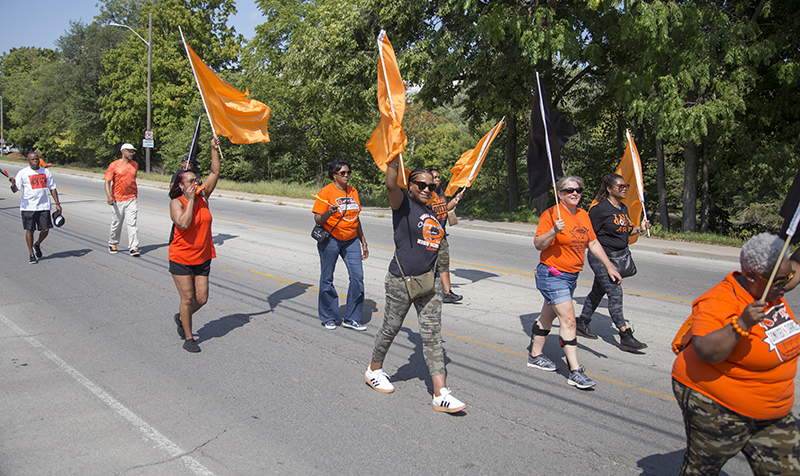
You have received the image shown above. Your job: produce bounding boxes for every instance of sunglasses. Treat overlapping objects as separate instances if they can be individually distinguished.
[185,177,200,184]
[336,170,352,176]
[755,270,796,289]
[616,183,631,191]
[412,181,437,192]
[560,187,583,194]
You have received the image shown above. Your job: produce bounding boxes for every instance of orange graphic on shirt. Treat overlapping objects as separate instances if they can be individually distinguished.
[30,174,47,189]
[613,213,635,234]
[418,214,444,251]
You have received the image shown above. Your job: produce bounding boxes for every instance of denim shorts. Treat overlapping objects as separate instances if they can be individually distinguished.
[535,262,578,305]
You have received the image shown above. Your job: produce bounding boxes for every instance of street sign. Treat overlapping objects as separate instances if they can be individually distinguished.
[142,139,154,148]
[144,131,153,140]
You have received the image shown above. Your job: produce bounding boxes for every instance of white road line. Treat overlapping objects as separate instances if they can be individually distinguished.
[0,312,214,476]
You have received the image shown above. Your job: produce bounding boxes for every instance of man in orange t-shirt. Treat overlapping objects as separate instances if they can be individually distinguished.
[104,143,140,256]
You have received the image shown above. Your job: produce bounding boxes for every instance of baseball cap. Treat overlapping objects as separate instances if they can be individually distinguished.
[120,143,136,151]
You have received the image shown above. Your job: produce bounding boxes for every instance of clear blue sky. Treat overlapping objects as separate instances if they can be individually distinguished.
[0,0,262,55]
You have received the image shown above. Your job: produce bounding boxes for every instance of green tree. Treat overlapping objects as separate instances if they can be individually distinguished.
[99,0,242,168]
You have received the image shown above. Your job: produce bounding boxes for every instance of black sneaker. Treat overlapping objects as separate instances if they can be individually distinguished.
[108,245,119,254]
[183,339,201,353]
[576,318,598,339]
[443,291,463,303]
[173,313,185,339]
[619,328,648,352]
[129,248,140,257]
[33,243,42,258]
[29,254,38,264]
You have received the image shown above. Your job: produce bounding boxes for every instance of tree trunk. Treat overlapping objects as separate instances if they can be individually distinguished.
[506,114,519,212]
[700,139,710,233]
[682,141,698,232]
[656,137,669,230]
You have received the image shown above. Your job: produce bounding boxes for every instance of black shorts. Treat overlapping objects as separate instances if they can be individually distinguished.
[169,259,212,277]
[21,210,52,231]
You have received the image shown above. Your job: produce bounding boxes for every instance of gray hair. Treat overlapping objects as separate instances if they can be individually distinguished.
[557,176,584,191]
[740,233,787,275]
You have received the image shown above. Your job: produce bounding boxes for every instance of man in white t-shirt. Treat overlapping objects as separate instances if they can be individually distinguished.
[8,152,62,264]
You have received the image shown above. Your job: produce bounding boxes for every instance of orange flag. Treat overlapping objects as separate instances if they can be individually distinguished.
[445,119,504,197]
[591,129,647,244]
[365,30,408,186]
[183,37,270,144]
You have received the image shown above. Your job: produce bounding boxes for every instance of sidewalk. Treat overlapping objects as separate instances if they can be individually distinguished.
[2,160,741,264]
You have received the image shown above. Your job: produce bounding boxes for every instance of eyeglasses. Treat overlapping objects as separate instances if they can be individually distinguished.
[616,183,631,191]
[336,170,352,176]
[560,187,583,195]
[185,178,199,184]
[755,270,796,289]
[412,181,437,192]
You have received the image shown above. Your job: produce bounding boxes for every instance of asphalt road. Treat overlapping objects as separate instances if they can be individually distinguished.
[0,163,795,475]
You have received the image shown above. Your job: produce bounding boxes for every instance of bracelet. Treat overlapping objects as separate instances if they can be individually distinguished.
[362,243,368,247]
[731,316,750,337]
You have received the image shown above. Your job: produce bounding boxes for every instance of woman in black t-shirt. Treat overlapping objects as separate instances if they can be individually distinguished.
[363,155,466,413]
[576,173,650,352]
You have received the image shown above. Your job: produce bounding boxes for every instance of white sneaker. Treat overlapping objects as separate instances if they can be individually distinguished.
[432,387,466,413]
[364,367,394,393]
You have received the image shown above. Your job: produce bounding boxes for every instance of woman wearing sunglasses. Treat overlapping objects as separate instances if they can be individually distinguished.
[671,233,800,475]
[312,159,368,331]
[167,135,220,353]
[364,155,466,413]
[528,176,622,389]
[576,173,650,351]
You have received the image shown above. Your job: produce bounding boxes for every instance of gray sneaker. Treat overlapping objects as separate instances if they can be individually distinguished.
[568,368,596,389]
[527,354,557,371]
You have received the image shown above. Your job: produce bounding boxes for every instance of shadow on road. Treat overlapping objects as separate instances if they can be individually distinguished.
[196,309,271,343]
[451,268,498,284]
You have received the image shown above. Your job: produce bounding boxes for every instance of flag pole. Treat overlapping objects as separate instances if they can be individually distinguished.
[377,30,406,187]
[626,129,649,236]
[535,71,560,220]
[761,205,800,300]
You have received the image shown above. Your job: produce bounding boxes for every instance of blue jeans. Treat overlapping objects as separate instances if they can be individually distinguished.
[317,236,364,324]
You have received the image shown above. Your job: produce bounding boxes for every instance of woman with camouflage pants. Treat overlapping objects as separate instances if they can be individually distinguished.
[671,233,800,475]
[363,155,466,413]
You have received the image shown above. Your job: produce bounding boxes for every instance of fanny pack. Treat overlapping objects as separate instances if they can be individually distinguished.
[394,251,438,300]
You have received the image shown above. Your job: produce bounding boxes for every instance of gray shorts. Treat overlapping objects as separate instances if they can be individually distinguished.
[21,210,52,231]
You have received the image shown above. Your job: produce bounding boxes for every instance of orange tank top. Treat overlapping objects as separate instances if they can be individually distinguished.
[168,196,216,265]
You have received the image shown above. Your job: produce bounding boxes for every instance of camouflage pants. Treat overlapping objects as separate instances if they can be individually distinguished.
[371,273,445,376]
[672,379,800,475]
[437,237,450,273]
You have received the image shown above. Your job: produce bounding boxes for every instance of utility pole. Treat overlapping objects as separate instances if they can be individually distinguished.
[145,12,152,173]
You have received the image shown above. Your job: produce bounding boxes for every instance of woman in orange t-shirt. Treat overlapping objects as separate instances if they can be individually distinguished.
[528,176,621,390]
[167,136,220,353]
[312,159,368,331]
[671,233,800,475]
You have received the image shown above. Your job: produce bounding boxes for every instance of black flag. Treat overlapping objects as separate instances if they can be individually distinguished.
[527,76,575,201]
[184,116,203,170]
[779,169,800,244]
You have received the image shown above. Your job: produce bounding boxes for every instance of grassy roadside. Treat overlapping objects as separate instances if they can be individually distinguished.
[2,155,746,248]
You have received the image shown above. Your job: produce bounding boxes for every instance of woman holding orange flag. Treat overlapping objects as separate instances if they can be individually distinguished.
[167,135,220,353]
